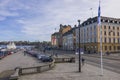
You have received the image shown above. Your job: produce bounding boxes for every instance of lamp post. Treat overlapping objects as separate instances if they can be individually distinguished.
[78,20,81,72]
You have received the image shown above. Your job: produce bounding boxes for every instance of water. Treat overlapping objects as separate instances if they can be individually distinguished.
[0,45,34,49]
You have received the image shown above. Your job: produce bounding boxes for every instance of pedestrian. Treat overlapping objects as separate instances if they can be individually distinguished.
[43,49,46,53]
[82,58,85,66]
[55,53,58,57]
[106,52,110,56]
[24,51,26,56]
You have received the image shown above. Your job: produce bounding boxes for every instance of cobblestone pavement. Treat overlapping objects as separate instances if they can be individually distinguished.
[0,51,45,74]
[19,61,120,80]
[18,50,120,80]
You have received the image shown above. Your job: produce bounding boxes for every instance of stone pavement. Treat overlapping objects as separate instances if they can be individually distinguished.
[0,51,45,75]
[19,61,120,80]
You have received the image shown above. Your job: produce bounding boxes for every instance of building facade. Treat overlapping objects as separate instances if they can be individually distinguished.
[51,24,72,48]
[76,16,120,54]
[58,24,72,48]
[62,26,76,50]
[51,32,60,48]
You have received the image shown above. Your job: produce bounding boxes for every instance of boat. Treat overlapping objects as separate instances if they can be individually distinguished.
[7,42,16,50]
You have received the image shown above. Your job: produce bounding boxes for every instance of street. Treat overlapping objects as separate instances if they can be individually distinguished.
[46,50,120,74]
[83,55,120,74]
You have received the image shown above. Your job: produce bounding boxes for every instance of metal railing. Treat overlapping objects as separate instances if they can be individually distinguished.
[19,60,55,75]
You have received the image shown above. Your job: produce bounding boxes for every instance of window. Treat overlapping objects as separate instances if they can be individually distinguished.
[113,38,115,43]
[113,32,115,36]
[117,27,119,30]
[104,38,107,43]
[110,20,113,23]
[109,38,111,43]
[109,26,110,29]
[105,46,107,50]
[113,26,115,30]
[109,46,111,50]
[105,20,108,22]
[104,25,106,29]
[115,21,117,24]
[118,38,119,43]
[94,38,96,42]
[109,32,111,36]
[104,31,106,35]
[117,46,120,50]
[94,25,96,30]
[117,32,119,36]
[114,46,116,50]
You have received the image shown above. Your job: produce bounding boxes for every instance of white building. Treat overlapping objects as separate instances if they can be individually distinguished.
[63,27,76,50]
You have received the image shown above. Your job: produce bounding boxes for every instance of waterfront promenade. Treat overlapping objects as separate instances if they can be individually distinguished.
[18,50,120,80]
[19,61,120,80]
[0,50,45,78]
[0,49,120,80]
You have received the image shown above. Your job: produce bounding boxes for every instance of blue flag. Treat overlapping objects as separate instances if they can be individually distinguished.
[98,0,101,25]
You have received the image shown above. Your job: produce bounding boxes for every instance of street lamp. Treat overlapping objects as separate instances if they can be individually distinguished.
[78,20,81,72]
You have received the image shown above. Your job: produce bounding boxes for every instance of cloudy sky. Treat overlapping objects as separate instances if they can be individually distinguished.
[0,0,120,41]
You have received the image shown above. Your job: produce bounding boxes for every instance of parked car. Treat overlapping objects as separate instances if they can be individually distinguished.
[36,54,46,60]
[36,54,53,62]
[41,56,53,62]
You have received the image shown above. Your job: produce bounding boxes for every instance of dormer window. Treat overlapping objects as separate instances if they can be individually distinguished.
[101,19,103,22]
[105,20,108,22]
[115,21,117,24]
[110,20,113,23]
[101,19,105,22]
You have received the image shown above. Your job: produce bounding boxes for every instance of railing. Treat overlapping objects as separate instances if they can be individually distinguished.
[54,57,75,63]
[10,57,75,79]
[19,60,55,75]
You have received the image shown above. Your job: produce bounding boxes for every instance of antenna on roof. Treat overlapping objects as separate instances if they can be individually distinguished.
[90,8,93,18]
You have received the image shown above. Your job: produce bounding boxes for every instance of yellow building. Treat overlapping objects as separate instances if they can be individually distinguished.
[59,24,72,48]
[76,16,120,54]
[51,24,72,48]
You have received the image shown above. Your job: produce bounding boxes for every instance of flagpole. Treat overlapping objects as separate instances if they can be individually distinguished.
[98,0,103,76]
[100,21,103,76]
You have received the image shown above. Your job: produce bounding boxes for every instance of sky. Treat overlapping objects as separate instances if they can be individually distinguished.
[0,0,120,41]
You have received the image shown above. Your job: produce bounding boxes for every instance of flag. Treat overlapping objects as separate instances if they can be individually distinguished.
[98,0,101,25]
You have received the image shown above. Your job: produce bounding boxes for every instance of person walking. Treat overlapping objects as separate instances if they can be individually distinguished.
[55,53,58,57]
[82,58,85,66]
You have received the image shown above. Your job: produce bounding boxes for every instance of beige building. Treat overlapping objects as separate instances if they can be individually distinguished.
[51,24,72,48]
[76,16,120,54]
[58,24,72,48]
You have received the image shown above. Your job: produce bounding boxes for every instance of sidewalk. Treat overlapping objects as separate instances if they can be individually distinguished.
[19,61,120,80]
[0,51,45,78]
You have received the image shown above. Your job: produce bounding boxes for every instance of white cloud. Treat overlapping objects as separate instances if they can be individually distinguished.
[101,0,120,18]
[17,0,120,41]
[0,0,120,41]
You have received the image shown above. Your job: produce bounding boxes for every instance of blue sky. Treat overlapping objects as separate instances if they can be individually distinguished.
[0,0,120,41]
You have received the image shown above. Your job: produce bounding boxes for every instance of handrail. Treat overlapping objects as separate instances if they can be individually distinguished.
[19,59,55,75]
[10,57,75,79]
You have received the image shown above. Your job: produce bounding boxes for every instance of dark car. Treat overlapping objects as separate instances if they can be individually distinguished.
[36,54,46,60]
[40,55,53,62]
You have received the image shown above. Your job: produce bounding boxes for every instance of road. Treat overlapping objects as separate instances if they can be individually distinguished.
[46,50,120,74]
[83,55,120,74]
